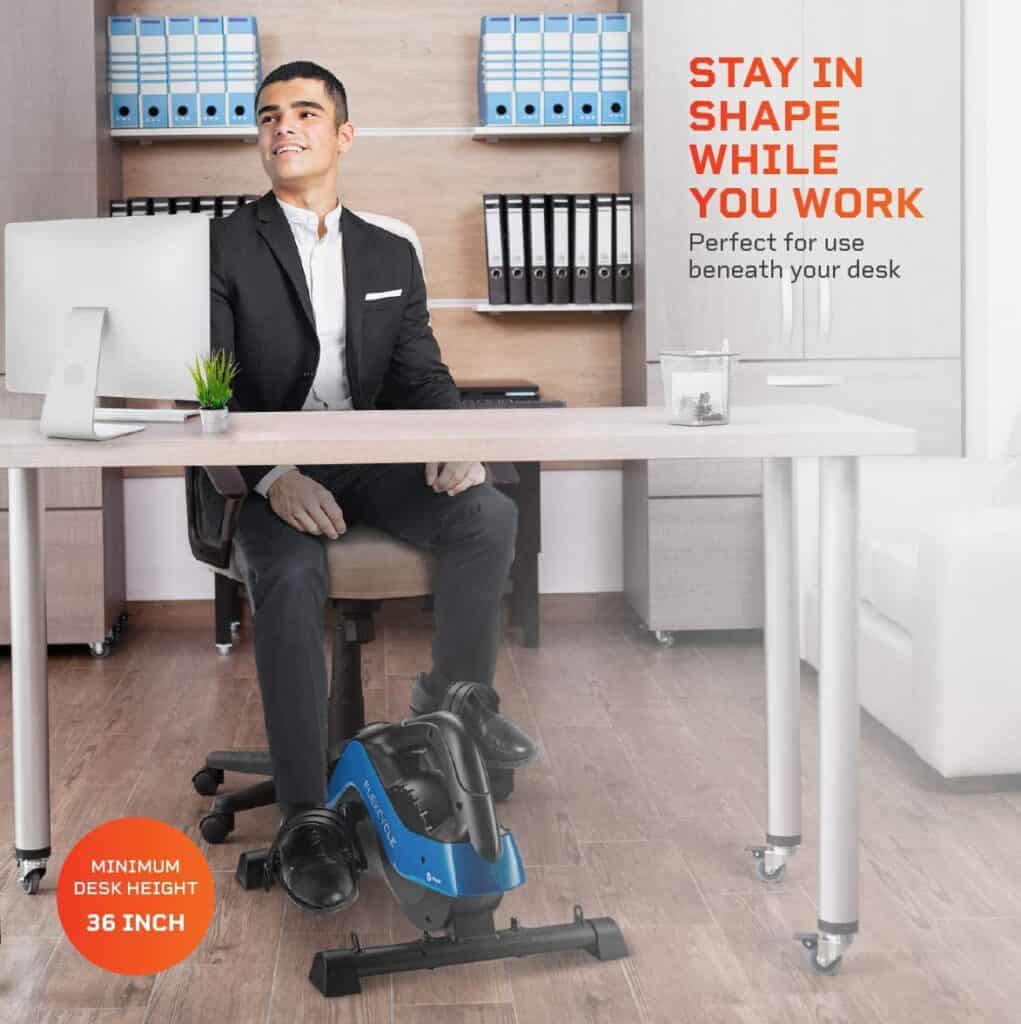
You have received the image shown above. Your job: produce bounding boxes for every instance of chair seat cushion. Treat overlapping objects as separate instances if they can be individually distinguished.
[214,525,434,600]
[324,525,433,599]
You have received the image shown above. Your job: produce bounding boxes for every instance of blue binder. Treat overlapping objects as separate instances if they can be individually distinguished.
[197,16,226,127]
[225,16,260,126]
[570,15,600,126]
[541,14,571,126]
[138,17,169,129]
[478,15,513,126]
[168,16,198,127]
[512,15,542,125]
[107,16,139,128]
[600,13,630,125]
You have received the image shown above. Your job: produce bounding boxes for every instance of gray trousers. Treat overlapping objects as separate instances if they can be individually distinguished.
[233,463,518,805]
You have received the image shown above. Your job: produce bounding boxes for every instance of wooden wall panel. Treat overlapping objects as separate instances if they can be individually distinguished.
[114,1,614,128]
[121,136,621,300]
[116,0,624,475]
[434,309,622,407]
[1,0,123,374]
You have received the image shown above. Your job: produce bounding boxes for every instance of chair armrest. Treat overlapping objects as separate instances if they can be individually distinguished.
[204,465,248,501]
[185,466,248,570]
[487,461,520,486]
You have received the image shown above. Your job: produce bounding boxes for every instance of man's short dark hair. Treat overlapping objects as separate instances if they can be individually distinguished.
[256,61,349,129]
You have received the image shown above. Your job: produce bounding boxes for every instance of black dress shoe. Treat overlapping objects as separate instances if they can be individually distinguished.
[273,807,359,913]
[411,676,538,770]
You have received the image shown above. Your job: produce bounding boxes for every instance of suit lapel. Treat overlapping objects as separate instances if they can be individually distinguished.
[341,207,368,407]
[255,190,316,334]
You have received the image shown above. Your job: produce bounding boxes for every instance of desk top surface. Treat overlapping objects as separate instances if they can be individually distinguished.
[0,405,916,469]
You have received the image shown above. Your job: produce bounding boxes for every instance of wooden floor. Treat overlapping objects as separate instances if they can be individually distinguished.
[2,596,1021,1024]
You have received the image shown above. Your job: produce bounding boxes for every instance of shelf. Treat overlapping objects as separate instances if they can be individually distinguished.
[474,303,633,314]
[472,125,631,142]
[111,127,257,144]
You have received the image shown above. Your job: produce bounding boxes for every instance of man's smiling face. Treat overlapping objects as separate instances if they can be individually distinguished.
[256,77,352,189]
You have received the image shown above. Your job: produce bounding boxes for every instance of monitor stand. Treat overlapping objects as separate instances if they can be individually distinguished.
[40,307,145,441]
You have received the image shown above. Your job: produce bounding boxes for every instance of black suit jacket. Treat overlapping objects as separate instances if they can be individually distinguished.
[210,190,460,491]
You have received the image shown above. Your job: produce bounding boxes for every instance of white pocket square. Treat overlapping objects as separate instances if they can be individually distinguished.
[365,288,402,301]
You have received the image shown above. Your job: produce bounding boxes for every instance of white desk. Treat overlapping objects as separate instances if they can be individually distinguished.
[0,405,915,972]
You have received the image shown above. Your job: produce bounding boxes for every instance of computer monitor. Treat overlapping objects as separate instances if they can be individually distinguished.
[4,213,210,439]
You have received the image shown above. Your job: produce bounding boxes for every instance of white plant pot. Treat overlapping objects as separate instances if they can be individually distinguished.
[200,407,229,433]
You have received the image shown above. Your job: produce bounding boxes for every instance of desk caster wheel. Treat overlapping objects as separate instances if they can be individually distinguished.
[756,859,786,883]
[489,767,514,803]
[192,766,225,796]
[89,640,111,658]
[795,932,847,976]
[21,867,45,894]
[654,630,676,649]
[200,811,235,844]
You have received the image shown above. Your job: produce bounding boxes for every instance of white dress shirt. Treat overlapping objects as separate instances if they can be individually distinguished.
[255,194,353,497]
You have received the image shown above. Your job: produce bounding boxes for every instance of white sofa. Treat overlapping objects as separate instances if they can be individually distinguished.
[801,457,1021,778]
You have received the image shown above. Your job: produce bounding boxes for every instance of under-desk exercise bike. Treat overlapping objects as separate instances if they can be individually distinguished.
[232,674,628,997]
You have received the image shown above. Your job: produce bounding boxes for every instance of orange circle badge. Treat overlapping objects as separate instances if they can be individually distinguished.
[57,817,215,975]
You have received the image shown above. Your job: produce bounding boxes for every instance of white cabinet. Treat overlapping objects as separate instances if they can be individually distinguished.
[800,0,961,360]
[639,0,805,361]
[621,0,962,633]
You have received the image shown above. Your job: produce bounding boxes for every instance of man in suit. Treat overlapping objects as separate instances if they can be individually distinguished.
[211,61,537,888]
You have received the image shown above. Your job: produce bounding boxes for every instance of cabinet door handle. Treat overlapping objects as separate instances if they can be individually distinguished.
[819,279,832,345]
[781,277,793,351]
[767,375,844,388]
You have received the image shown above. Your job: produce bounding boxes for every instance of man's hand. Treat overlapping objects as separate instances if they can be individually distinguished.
[267,470,346,539]
[425,461,486,496]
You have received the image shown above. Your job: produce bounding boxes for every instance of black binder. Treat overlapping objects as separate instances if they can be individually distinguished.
[550,195,571,304]
[614,193,634,304]
[593,194,615,303]
[526,194,549,305]
[571,194,593,304]
[483,194,507,305]
[505,195,528,305]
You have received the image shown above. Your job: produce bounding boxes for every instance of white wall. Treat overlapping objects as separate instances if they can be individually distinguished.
[965,0,1021,458]
[124,470,624,600]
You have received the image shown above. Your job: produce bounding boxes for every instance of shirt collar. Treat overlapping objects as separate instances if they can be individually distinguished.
[275,194,343,238]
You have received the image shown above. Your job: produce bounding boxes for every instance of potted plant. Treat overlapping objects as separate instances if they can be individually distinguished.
[189,351,239,433]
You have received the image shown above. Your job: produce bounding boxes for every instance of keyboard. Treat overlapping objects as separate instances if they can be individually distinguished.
[94,407,199,423]
[458,398,566,409]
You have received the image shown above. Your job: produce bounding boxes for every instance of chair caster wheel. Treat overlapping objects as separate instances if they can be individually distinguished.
[88,640,111,658]
[489,767,514,803]
[21,867,45,894]
[192,766,225,796]
[200,811,235,844]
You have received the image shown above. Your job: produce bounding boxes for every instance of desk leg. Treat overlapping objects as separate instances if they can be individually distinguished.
[9,467,50,894]
[750,458,801,883]
[801,455,860,973]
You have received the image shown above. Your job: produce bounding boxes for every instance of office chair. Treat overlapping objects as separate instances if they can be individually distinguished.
[185,213,517,843]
